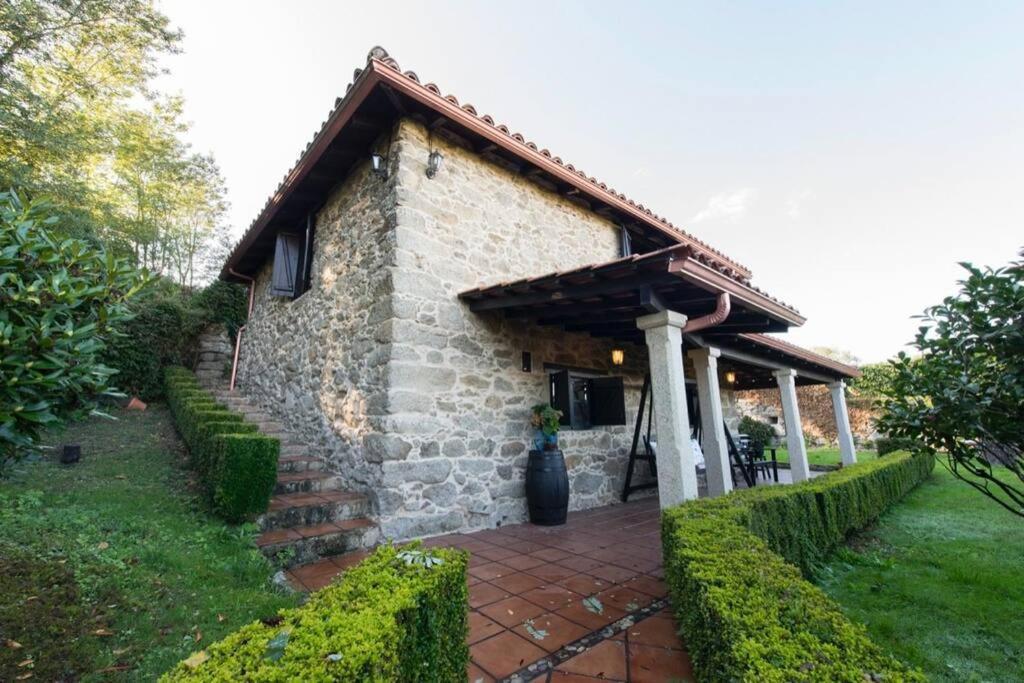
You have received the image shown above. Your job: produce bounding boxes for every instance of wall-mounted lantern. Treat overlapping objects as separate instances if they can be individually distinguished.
[370,152,387,178]
[611,348,625,366]
[426,150,444,178]
[725,371,736,384]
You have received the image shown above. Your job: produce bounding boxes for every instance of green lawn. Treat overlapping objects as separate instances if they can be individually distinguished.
[0,406,298,681]
[816,465,1024,682]
[774,446,878,468]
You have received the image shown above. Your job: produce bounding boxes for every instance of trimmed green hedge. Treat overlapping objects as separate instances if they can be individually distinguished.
[164,367,278,522]
[662,452,934,682]
[162,544,469,682]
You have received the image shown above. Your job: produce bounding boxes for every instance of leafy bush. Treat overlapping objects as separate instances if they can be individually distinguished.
[163,544,469,682]
[876,254,1024,517]
[0,191,148,470]
[876,437,914,456]
[662,452,934,682]
[164,367,277,521]
[103,278,247,401]
[739,415,775,449]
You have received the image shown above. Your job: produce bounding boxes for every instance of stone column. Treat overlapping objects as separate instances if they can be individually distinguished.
[687,347,732,497]
[829,381,857,466]
[637,311,700,507]
[774,368,811,483]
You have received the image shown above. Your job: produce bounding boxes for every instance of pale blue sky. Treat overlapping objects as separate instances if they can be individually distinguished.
[158,0,1023,362]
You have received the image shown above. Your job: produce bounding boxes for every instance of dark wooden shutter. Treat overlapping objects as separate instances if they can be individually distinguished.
[590,376,626,426]
[270,233,301,297]
[549,370,571,426]
[619,226,633,257]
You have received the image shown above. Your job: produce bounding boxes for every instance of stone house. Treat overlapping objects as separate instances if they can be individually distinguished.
[221,47,860,557]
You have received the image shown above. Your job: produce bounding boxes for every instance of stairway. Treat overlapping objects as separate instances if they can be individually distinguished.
[197,378,379,574]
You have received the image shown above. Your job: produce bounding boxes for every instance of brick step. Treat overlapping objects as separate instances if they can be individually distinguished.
[277,455,324,473]
[259,491,370,531]
[257,519,378,569]
[285,551,371,591]
[274,471,341,495]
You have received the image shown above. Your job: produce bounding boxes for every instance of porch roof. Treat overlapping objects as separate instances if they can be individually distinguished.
[694,331,861,388]
[457,244,806,342]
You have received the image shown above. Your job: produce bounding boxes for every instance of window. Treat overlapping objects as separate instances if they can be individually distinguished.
[549,369,626,429]
[270,216,315,299]
[619,225,633,257]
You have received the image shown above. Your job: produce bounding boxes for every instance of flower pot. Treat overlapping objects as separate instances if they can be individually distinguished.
[61,444,81,465]
[525,448,569,526]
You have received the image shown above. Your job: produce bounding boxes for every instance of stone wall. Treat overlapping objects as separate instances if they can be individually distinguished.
[236,159,398,496]
[376,120,658,538]
[732,384,877,446]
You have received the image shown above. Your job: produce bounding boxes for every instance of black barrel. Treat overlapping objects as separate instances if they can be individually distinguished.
[525,449,569,526]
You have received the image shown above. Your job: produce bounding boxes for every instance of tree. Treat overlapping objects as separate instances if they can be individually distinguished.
[850,361,899,399]
[876,252,1024,517]
[810,346,861,367]
[1,1,230,286]
[0,190,148,471]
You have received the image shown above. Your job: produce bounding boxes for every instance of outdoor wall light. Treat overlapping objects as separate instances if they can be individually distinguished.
[426,150,444,178]
[370,152,387,178]
[611,348,625,366]
[725,371,736,384]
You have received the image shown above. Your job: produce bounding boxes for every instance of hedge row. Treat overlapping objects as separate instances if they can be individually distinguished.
[165,367,279,522]
[163,544,469,682]
[662,452,934,682]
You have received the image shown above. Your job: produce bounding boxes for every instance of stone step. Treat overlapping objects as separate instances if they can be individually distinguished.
[280,444,306,457]
[259,491,371,531]
[278,455,324,473]
[273,471,341,495]
[256,519,378,569]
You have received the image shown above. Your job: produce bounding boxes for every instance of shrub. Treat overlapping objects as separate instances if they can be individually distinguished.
[163,367,278,521]
[739,415,775,449]
[876,437,914,456]
[162,544,469,682]
[103,278,248,401]
[211,434,279,523]
[662,452,934,682]
[0,191,148,471]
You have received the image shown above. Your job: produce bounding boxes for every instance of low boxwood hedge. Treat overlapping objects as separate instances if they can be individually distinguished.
[164,367,279,522]
[662,452,933,682]
[162,544,469,682]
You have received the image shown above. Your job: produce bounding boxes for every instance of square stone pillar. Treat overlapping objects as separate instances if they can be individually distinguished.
[829,381,857,466]
[773,368,811,482]
[637,311,699,507]
[687,347,732,497]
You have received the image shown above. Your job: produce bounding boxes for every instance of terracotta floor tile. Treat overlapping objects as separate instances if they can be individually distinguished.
[289,558,341,589]
[558,574,609,596]
[474,546,521,562]
[468,611,506,645]
[467,661,495,683]
[531,547,573,562]
[520,584,580,611]
[469,582,511,608]
[470,630,548,679]
[468,575,483,586]
[555,598,627,631]
[556,639,628,680]
[490,571,548,595]
[623,574,667,598]
[470,561,515,581]
[479,595,547,627]
[549,672,606,682]
[627,616,683,649]
[505,540,548,553]
[526,563,578,583]
[594,586,653,613]
[586,564,638,584]
[556,555,607,573]
[512,612,589,653]
[503,554,548,571]
[330,549,369,570]
[628,643,693,682]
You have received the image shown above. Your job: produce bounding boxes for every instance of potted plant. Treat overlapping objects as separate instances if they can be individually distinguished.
[526,404,569,526]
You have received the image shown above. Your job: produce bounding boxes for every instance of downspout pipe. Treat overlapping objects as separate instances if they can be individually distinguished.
[682,292,731,333]
[228,268,256,392]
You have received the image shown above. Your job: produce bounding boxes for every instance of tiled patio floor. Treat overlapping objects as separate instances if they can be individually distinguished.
[422,497,694,682]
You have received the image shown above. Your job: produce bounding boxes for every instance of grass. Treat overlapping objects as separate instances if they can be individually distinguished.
[816,465,1024,682]
[0,406,299,681]
[774,446,878,467]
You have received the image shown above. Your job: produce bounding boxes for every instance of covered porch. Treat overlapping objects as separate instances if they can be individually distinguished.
[459,243,860,509]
